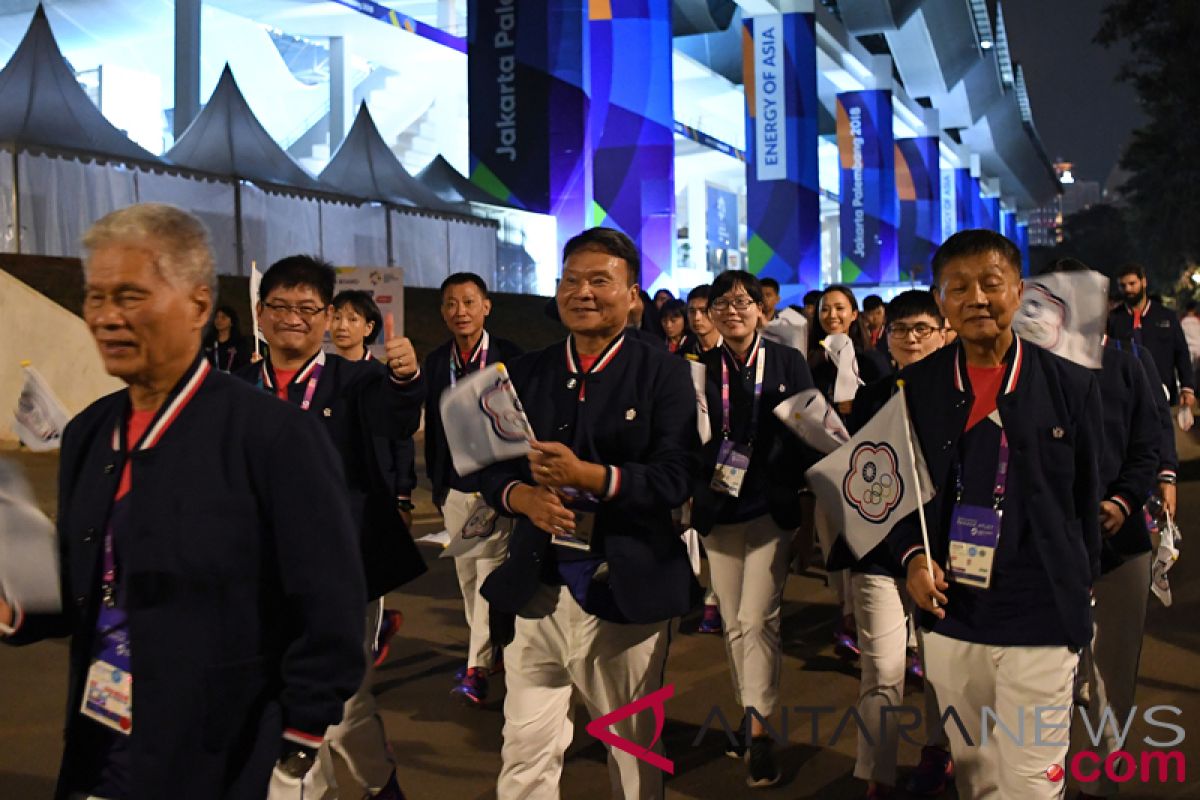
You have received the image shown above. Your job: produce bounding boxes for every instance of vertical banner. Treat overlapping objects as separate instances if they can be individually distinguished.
[743,11,820,303]
[895,137,941,284]
[977,195,1000,232]
[706,184,737,272]
[468,0,590,246]
[589,0,675,290]
[940,168,957,239]
[1002,209,1017,243]
[954,168,977,230]
[1016,222,1031,276]
[837,90,897,285]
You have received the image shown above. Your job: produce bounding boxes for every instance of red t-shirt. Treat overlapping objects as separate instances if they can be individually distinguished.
[965,364,1006,431]
[577,354,598,373]
[117,408,156,500]
[273,368,298,401]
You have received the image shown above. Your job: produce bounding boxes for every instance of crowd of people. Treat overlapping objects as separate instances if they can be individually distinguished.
[0,203,1190,800]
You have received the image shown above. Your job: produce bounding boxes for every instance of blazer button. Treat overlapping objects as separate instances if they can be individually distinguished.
[75,595,87,608]
[83,528,96,543]
[942,440,952,451]
[103,463,116,474]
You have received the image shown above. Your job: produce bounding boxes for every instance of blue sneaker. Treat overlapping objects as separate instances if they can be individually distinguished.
[698,604,722,634]
[452,667,489,705]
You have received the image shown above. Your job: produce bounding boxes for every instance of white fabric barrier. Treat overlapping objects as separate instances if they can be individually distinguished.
[240,183,322,272]
[17,152,137,257]
[389,208,498,289]
[448,216,499,288]
[135,171,240,275]
[319,201,389,268]
[389,209,449,288]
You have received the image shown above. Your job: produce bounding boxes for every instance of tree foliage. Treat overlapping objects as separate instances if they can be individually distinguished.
[1051,203,1139,276]
[1098,1,1200,284]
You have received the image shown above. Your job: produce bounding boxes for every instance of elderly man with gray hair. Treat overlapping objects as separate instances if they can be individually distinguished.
[0,203,366,800]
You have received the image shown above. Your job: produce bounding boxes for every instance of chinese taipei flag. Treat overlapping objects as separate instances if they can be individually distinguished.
[439,363,534,476]
[805,391,934,559]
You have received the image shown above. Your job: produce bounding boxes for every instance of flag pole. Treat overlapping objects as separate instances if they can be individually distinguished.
[896,379,937,603]
[249,260,262,359]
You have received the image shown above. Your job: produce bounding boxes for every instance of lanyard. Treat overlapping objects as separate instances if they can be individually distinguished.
[299,364,323,411]
[259,357,324,410]
[955,430,1011,511]
[720,338,766,442]
[101,520,118,607]
[450,331,490,388]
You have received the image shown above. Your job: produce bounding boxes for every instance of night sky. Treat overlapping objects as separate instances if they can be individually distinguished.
[1001,0,1144,185]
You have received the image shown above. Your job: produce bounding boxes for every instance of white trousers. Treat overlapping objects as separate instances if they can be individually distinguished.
[705,514,790,717]
[913,627,950,751]
[498,584,670,800]
[850,572,909,785]
[308,600,396,799]
[924,632,1077,800]
[444,488,509,670]
[1077,552,1151,797]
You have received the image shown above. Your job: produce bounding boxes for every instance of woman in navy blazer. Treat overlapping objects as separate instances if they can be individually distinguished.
[690,270,820,789]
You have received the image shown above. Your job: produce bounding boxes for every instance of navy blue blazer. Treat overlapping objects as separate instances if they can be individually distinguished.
[1107,300,1195,404]
[479,334,702,625]
[423,332,524,506]
[886,338,1103,649]
[236,352,427,599]
[1108,337,1178,482]
[1096,345,1159,573]
[7,361,365,800]
[690,336,821,532]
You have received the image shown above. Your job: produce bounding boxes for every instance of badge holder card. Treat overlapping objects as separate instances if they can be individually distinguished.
[552,489,598,552]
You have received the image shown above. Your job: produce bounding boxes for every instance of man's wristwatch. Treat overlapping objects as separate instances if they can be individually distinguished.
[278,745,318,779]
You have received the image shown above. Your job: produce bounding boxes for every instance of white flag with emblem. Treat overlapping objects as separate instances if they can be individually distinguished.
[822,333,862,402]
[11,363,69,452]
[773,388,850,454]
[249,260,265,355]
[440,363,534,476]
[1012,270,1108,370]
[805,390,934,560]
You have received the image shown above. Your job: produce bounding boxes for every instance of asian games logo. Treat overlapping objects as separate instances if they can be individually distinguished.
[842,442,905,522]
[479,376,530,442]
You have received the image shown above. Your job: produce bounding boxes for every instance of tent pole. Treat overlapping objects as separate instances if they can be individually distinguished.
[234,180,245,276]
[386,205,394,267]
[11,149,20,254]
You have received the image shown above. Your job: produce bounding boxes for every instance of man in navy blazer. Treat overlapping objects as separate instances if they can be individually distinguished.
[0,204,366,799]
[479,227,700,799]
[237,254,426,800]
[893,230,1103,799]
[423,272,523,704]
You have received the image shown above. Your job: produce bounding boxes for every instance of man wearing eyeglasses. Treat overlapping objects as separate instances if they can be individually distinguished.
[836,290,950,799]
[237,255,426,800]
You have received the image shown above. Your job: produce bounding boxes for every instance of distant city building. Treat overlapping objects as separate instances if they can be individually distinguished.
[1028,159,1100,246]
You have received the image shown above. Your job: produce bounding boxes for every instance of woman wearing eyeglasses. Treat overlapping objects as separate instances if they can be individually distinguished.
[833,290,951,800]
[691,270,820,789]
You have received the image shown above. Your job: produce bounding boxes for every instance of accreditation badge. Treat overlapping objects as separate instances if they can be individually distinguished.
[80,605,133,735]
[711,440,752,498]
[948,504,1001,589]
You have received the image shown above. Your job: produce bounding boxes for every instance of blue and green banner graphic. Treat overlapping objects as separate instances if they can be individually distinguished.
[895,137,941,284]
[743,12,820,303]
[837,90,897,285]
